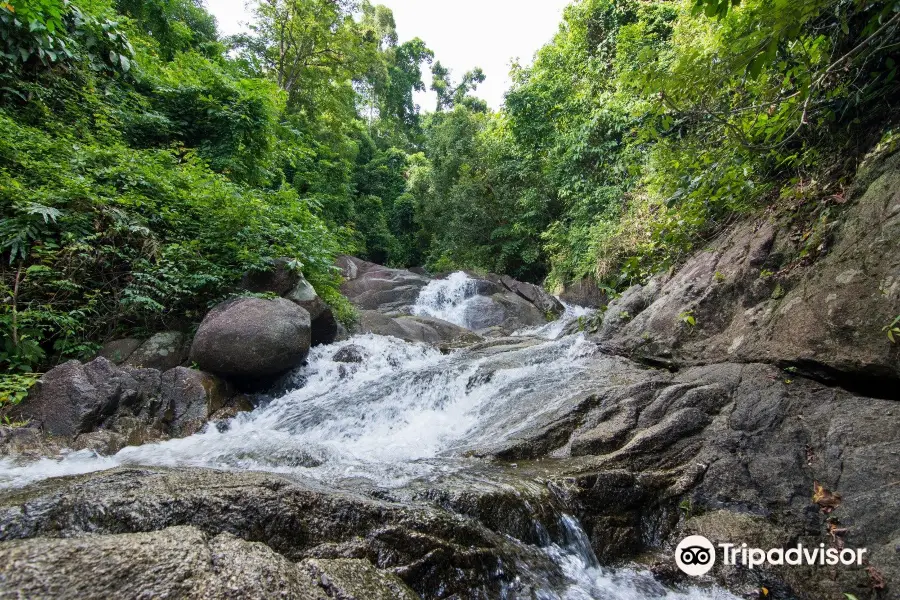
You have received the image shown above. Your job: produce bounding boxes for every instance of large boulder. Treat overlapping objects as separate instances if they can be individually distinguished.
[190,297,311,382]
[242,259,339,347]
[124,331,190,371]
[9,358,140,437]
[462,294,546,333]
[8,357,247,445]
[497,275,564,317]
[337,255,430,313]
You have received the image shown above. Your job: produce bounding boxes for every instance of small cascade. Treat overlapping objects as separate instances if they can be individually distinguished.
[543,516,739,600]
[410,270,479,327]
[514,301,594,340]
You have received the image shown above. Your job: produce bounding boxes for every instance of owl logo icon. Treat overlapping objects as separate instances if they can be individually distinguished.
[675,535,716,576]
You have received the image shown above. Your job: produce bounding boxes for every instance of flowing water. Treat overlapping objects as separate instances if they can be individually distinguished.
[0,272,737,599]
[411,270,481,328]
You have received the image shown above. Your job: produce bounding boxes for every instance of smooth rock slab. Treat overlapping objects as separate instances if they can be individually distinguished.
[0,525,329,599]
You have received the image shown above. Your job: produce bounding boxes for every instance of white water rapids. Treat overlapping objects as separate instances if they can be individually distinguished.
[0,272,737,599]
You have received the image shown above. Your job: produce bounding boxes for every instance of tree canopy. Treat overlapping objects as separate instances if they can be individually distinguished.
[2,0,898,378]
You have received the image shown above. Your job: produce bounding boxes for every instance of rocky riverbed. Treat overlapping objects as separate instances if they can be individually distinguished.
[0,152,898,599]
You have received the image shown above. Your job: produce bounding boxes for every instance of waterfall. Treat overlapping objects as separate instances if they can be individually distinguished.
[410,270,480,328]
[514,301,593,340]
[544,516,738,600]
[0,333,601,488]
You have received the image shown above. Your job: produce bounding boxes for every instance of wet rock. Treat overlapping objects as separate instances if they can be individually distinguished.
[337,256,430,313]
[0,467,544,598]
[309,307,338,347]
[354,310,481,347]
[125,331,190,371]
[478,358,900,598]
[0,426,64,460]
[71,430,128,455]
[7,358,248,453]
[190,297,311,383]
[97,338,142,365]
[497,275,564,318]
[333,345,365,363]
[301,558,419,600]
[159,367,241,437]
[0,525,330,599]
[9,358,137,437]
[463,294,546,333]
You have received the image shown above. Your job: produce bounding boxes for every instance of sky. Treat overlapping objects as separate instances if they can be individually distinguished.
[204,0,571,110]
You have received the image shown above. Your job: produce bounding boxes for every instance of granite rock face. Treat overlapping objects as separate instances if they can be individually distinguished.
[125,331,191,371]
[594,152,900,396]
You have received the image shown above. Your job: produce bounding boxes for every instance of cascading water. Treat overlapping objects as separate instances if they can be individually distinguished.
[0,271,737,599]
[542,516,737,600]
[515,301,594,340]
[0,332,602,488]
[410,270,480,328]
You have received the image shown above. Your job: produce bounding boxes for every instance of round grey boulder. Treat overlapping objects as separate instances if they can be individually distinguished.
[190,297,311,381]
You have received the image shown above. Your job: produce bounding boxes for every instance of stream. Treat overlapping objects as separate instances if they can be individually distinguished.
[0,273,738,599]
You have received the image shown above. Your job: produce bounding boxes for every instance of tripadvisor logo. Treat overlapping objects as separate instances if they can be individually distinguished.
[675,535,868,576]
[676,535,717,576]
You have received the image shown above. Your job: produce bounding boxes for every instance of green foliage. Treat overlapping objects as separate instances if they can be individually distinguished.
[1,0,133,75]
[678,309,697,328]
[0,372,39,408]
[3,0,897,373]
[411,0,900,294]
[884,315,900,343]
[0,110,342,370]
[0,0,383,372]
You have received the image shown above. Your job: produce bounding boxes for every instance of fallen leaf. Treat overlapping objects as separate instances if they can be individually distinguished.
[866,566,886,590]
[813,481,842,513]
[828,522,849,549]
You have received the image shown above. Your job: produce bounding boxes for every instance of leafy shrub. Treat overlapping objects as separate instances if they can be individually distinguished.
[0,0,354,372]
